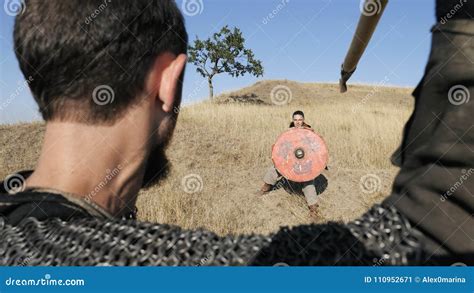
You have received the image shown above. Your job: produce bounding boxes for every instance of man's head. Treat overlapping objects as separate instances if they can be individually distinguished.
[292,110,305,128]
[14,0,188,187]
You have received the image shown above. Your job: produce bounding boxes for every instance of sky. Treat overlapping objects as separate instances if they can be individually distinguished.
[0,0,436,124]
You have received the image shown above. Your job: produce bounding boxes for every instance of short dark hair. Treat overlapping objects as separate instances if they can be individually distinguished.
[14,0,188,123]
[292,110,304,118]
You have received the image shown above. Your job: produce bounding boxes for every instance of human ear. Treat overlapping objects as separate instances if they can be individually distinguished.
[157,54,187,113]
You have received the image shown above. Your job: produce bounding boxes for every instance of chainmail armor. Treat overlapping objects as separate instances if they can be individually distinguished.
[0,203,452,266]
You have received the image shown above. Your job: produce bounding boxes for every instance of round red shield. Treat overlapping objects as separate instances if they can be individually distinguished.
[272,128,328,182]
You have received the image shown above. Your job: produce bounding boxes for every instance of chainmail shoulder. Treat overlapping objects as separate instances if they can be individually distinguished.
[0,204,448,266]
[0,216,270,266]
[347,204,426,265]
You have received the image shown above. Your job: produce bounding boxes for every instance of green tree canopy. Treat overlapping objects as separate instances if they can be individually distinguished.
[188,26,264,99]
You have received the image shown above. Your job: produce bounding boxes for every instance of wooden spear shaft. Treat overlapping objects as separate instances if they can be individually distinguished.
[340,0,389,93]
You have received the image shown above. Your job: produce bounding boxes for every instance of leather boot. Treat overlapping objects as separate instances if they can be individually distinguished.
[308,203,320,218]
[258,183,273,196]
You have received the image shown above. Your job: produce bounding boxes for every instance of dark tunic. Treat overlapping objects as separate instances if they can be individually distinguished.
[385,2,474,256]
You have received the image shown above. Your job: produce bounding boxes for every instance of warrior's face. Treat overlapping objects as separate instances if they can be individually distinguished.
[293,114,304,128]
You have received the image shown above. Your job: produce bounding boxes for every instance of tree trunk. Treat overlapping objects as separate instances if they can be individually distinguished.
[208,77,214,100]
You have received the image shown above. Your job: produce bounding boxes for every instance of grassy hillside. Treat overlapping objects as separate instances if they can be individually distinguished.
[0,80,414,236]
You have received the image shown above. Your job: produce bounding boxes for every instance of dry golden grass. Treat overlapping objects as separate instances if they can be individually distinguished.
[0,80,414,236]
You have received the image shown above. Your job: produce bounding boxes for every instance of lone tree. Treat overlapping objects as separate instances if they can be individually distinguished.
[188,26,264,99]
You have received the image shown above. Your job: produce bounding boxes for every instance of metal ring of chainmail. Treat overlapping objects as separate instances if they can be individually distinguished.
[0,204,449,266]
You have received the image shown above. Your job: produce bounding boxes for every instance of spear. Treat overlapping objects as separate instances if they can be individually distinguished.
[340,0,389,93]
